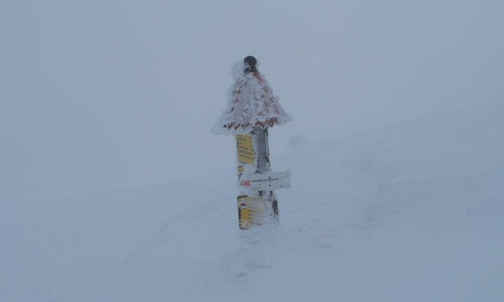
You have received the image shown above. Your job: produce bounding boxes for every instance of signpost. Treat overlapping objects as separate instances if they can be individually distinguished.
[212,56,292,230]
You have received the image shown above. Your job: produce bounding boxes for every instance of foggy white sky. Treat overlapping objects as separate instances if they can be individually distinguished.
[2,0,503,203]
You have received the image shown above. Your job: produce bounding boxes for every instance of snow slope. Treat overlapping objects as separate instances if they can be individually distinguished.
[2,105,503,302]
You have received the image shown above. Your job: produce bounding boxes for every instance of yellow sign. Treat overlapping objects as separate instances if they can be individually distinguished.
[237,196,251,229]
[237,195,268,229]
[236,134,255,165]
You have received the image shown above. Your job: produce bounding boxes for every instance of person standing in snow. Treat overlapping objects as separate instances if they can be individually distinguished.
[212,56,292,135]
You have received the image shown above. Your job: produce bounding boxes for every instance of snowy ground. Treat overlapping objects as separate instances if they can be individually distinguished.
[2,105,503,302]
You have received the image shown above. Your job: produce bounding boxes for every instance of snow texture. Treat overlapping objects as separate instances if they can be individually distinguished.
[212,60,292,135]
[288,134,312,149]
[2,105,504,302]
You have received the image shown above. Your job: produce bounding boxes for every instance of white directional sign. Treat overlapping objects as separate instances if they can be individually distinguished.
[240,170,291,191]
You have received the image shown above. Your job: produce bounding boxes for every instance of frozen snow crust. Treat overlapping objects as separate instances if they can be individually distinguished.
[2,105,503,301]
[212,63,292,135]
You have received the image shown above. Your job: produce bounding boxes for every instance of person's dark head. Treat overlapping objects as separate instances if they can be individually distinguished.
[244,55,258,73]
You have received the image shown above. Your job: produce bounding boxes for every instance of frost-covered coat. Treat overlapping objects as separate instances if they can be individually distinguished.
[212,71,292,135]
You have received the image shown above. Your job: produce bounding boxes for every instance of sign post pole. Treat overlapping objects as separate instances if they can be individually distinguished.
[252,128,279,222]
